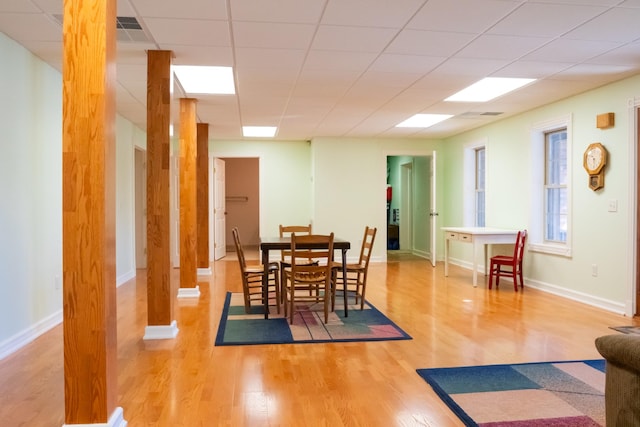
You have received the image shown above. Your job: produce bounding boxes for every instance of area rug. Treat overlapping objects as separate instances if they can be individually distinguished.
[417,359,606,427]
[215,291,411,346]
[609,325,640,335]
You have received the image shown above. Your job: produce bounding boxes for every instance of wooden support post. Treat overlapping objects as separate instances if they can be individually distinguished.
[178,98,200,298]
[62,0,125,425]
[144,50,178,339]
[197,123,211,276]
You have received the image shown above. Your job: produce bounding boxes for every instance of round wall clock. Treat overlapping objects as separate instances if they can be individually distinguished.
[583,142,607,191]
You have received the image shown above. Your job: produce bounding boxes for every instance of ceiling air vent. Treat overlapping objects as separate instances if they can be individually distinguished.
[457,112,504,119]
[51,15,153,43]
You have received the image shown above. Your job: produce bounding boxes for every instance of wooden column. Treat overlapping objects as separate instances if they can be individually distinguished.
[178,98,200,298]
[62,0,125,425]
[196,123,211,275]
[144,50,178,339]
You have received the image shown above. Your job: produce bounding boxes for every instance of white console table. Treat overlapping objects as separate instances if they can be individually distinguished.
[442,227,519,287]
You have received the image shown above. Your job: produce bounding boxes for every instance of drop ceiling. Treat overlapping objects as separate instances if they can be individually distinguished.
[2,0,640,140]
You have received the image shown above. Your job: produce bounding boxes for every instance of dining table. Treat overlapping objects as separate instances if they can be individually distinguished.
[259,237,351,320]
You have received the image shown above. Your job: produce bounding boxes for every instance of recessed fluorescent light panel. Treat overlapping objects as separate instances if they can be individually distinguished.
[445,77,535,102]
[396,114,454,128]
[243,126,277,138]
[173,65,235,94]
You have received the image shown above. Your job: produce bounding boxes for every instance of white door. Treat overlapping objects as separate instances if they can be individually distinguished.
[429,151,438,267]
[400,162,413,251]
[214,158,226,260]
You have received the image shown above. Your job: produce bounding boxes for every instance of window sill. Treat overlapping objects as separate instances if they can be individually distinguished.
[528,242,572,257]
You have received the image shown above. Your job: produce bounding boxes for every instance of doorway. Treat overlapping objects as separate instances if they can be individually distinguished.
[386,155,434,261]
[220,158,260,256]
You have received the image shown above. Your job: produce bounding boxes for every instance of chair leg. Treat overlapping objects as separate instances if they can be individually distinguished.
[273,270,281,314]
[488,262,495,289]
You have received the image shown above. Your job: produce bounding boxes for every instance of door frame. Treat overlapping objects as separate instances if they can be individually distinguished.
[383,149,438,263]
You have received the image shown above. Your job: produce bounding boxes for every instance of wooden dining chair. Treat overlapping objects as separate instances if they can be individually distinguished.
[283,233,334,324]
[332,226,377,310]
[488,229,527,291]
[279,224,313,300]
[231,227,280,314]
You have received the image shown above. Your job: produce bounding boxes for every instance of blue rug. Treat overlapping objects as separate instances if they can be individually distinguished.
[417,359,606,426]
[215,291,411,346]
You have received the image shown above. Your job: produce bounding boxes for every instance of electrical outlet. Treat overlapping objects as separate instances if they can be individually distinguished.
[591,264,598,277]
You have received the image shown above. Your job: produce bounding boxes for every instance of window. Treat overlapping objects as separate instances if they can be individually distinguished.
[545,130,567,242]
[475,147,486,227]
[463,139,487,227]
[530,115,572,256]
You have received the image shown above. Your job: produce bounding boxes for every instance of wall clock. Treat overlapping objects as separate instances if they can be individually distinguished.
[583,142,607,191]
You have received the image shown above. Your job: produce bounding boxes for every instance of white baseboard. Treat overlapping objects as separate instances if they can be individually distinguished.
[63,406,127,427]
[197,267,212,276]
[0,309,62,360]
[116,269,136,288]
[444,258,626,314]
[143,320,179,340]
[177,286,201,298]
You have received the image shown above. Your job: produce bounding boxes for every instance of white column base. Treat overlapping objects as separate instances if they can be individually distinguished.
[197,267,212,276]
[63,406,127,427]
[143,320,179,340]
[177,285,201,298]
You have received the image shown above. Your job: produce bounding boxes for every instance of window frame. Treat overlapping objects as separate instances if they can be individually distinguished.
[529,115,572,257]
[475,147,486,227]
[463,138,487,227]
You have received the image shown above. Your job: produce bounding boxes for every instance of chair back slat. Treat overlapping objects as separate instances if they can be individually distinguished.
[358,226,377,267]
[280,224,312,262]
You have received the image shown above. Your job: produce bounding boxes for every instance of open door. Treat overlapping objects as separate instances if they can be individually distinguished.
[429,151,438,267]
[214,158,226,260]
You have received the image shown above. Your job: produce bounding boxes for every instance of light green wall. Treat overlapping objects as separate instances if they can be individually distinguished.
[442,75,640,313]
[0,32,145,355]
[211,140,312,237]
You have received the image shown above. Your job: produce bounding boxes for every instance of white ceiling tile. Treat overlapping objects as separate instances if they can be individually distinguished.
[407,0,519,33]
[0,13,61,41]
[135,0,227,20]
[231,0,324,23]
[304,50,377,72]
[312,25,397,52]
[143,18,230,46]
[386,30,476,56]
[488,3,609,38]
[322,0,424,28]
[369,54,444,73]
[233,22,316,49]
[565,7,640,42]
[496,60,575,78]
[431,57,512,77]
[524,38,622,63]
[0,1,40,13]
[455,34,552,60]
[235,47,306,69]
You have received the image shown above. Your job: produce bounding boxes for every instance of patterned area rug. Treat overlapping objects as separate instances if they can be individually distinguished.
[215,291,411,346]
[417,360,606,427]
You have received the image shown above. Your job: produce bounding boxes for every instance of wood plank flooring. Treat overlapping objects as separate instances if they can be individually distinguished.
[0,254,636,426]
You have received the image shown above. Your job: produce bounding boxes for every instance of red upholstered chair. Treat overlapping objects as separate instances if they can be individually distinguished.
[488,230,527,291]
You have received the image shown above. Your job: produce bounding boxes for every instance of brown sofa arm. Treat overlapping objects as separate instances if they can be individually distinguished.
[595,334,640,427]
[596,334,640,373]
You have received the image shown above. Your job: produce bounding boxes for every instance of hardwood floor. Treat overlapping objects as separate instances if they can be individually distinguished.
[0,256,636,426]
